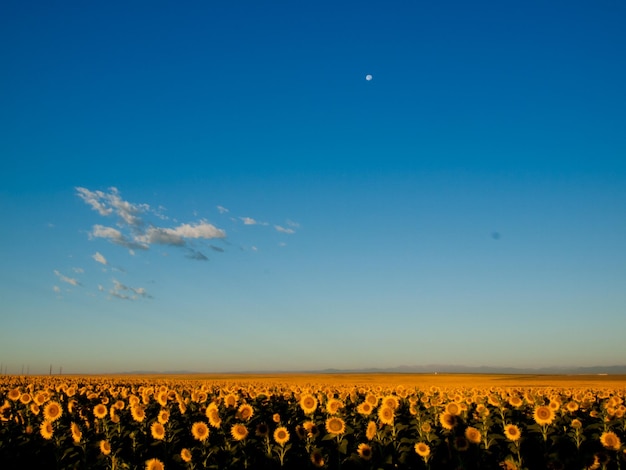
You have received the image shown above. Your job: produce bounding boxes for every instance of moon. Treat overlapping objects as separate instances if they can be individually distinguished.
[365,74,373,81]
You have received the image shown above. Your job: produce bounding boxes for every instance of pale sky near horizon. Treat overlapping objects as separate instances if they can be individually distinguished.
[2,0,625,374]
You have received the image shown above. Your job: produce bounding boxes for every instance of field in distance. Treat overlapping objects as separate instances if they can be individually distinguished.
[94,372,626,388]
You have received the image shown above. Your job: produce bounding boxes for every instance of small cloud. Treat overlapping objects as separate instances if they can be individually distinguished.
[251,246,258,251]
[72,267,84,274]
[53,270,81,286]
[47,223,55,228]
[278,242,287,247]
[92,252,108,265]
[90,225,148,250]
[275,225,295,234]
[186,249,208,261]
[286,220,300,228]
[76,187,148,226]
[53,285,61,293]
[217,205,229,214]
[109,278,151,300]
[98,285,105,292]
[365,74,373,81]
[240,217,258,225]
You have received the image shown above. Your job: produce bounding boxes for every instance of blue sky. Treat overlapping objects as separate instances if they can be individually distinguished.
[2,0,625,374]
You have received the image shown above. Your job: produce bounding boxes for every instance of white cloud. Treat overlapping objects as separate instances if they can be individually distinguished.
[76,186,148,227]
[240,217,258,225]
[54,270,81,286]
[90,225,148,250]
[217,205,229,214]
[109,278,151,300]
[137,227,186,246]
[72,267,84,274]
[92,252,108,265]
[53,285,61,293]
[275,225,295,234]
[172,221,226,239]
[76,187,113,216]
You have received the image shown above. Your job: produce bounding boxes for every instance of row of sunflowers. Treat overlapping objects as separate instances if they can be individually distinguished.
[1,376,625,469]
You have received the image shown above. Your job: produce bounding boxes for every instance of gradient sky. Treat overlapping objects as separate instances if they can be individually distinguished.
[2,0,625,374]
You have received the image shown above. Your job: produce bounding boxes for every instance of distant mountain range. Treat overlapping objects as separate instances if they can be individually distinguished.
[117,364,626,375]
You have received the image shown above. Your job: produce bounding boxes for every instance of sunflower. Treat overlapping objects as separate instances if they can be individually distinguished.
[71,422,82,443]
[357,402,373,416]
[571,419,582,430]
[414,442,431,459]
[191,422,209,442]
[365,394,378,406]
[231,423,248,441]
[224,393,238,408]
[93,404,107,419]
[326,398,343,415]
[19,393,32,405]
[300,394,318,414]
[501,457,519,470]
[237,403,254,421]
[110,407,120,424]
[508,395,523,408]
[445,402,461,416]
[30,404,40,416]
[272,413,281,423]
[533,405,555,426]
[274,426,290,446]
[145,458,165,470]
[158,409,170,424]
[34,392,46,405]
[357,443,373,460]
[566,401,579,413]
[303,420,320,439]
[421,422,432,433]
[600,431,621,451]
[8,388,21,401]
[504,424,521,441]
[310,449,325,467]
[100,440,111,456]
[325,417,346,435]
[156,391,168,407]
[378,406,395,425]
[40,421,54,440]
[366,420,378,441]
[382,395,400,410]
[206,403,222,428]
[439,412,457,430]
[151,422,166,440]
[465,426,481,444]
[180,448,192,463]
[131,405,146,423]
[43,401,62,422]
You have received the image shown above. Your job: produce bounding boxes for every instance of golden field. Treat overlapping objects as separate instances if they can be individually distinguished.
[1,373,625,469]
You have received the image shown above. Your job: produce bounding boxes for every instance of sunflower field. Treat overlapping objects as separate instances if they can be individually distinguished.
[1,375,625,469]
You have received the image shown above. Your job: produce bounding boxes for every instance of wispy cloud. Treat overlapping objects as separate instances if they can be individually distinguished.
[54,270,81,286]
[109,279,151,301]
[92,252,108,265]
[76,186,148,226]
[275,225,296,234]
[90,225,148,250]
[186,249,208,261]
[217,205,229,214]
[240,217,258,225]
[77,188,226,257]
